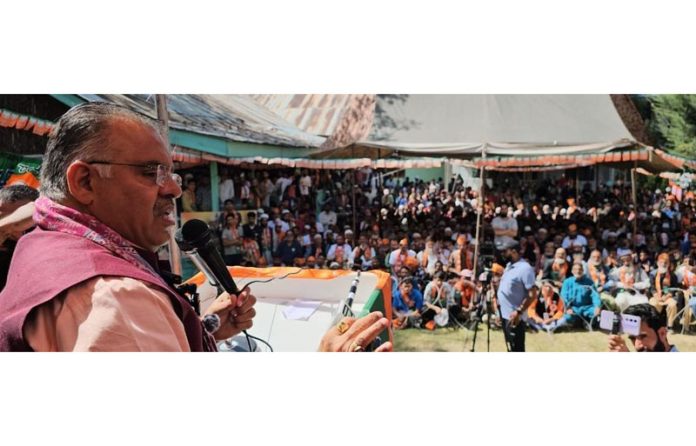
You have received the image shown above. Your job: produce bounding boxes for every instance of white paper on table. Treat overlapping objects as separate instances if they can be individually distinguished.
[282,300,322,321]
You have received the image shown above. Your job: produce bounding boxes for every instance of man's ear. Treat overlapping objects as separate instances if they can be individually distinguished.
[65,161,96,206]
[657,326,669,345]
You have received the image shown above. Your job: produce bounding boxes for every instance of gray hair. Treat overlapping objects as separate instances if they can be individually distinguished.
[0,184,39,204]
[40,102,161,200]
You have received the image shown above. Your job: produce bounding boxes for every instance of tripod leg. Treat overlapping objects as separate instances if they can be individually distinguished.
[470,319,479,352]
[486,302,491,352]
[497,304,511,352]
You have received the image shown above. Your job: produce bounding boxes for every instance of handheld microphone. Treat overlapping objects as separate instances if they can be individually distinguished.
[175,219,240,295]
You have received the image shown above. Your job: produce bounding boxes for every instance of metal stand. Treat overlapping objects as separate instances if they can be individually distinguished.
[469,280,496,352]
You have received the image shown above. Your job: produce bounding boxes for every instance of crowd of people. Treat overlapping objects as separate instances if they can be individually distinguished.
[1,101,686,353]
[184,165,696,340]
[0,102,392,352]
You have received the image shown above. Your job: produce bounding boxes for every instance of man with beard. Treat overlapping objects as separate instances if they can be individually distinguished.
[417,237,442,277]
[448,235,474,275]
[648,253,681,333]
[327,234,352,269]
[542,247,569,287]
[0,103,391,353]
[561,223,587,254]
[554,262,602,332]
[350,235,376,270]
[611,250,650,311]
[608,303,678,352]
[388,238,416,276]
[496,241,537,351]
[539,242,556,275]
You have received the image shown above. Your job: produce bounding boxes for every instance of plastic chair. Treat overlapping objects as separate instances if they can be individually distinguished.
[673,287,696,334]
[576,312,599,332]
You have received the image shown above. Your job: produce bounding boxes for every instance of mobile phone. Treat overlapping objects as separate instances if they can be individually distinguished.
[598,310,641,336]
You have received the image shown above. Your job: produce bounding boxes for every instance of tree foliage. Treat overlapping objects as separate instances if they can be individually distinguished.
[370,94,419,141]
[647,94,696,157]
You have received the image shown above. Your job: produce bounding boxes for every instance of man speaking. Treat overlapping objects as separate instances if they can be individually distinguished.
[0,102,391,352]
[496,240,537,352]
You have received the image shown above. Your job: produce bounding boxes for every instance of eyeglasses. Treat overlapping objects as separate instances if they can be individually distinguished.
[86,161,182,187]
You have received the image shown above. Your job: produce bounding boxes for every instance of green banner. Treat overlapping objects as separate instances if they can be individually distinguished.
[0,152,42,187]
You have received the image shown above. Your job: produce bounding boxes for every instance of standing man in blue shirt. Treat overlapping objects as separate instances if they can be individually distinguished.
[497,240,538,351]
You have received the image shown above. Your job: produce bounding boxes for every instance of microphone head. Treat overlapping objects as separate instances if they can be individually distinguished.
[176,219,212,252]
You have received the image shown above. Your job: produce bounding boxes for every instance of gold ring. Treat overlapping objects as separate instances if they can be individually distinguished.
[350,341,364,352]
[337,320,350,335]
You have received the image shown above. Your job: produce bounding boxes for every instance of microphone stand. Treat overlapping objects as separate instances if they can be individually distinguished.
[330,270,361,325]
[342,270,361,318]
[331,270,383,351]
[469,272,502,352]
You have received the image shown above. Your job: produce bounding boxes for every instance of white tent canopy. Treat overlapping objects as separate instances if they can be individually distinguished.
[345,94,637,157]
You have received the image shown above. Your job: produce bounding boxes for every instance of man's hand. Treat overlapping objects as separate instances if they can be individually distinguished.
[424,302,437,311]
[566,309,574,315]
[0,201,35,235]
[608,334,629,352]
[319,312,393,352]
[509,310,521,327]
[594,307,601,317]
[203,288,257,340]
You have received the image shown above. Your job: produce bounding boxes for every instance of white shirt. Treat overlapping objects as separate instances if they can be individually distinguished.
[491,216,518,247]
[219,179,235,202]
[561,234,588,250]
[388,249,417,268]
[299,175,312,195]
[319,211,337,227]
[276,177,293,197]
[268,219,290,233]
[417,249,440,275]
[327,243,353,262]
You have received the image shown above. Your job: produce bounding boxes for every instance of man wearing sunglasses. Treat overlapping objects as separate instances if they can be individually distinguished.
[0,102,391,352]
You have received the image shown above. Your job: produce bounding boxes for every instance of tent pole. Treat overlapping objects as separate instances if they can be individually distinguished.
[631,160,638,242]
[352,147,357,235]
[156,94,182,276]
[378,148,383,190]
[472,148,486,279]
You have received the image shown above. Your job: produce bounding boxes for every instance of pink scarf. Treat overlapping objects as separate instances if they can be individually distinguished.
[33,197,163,281]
